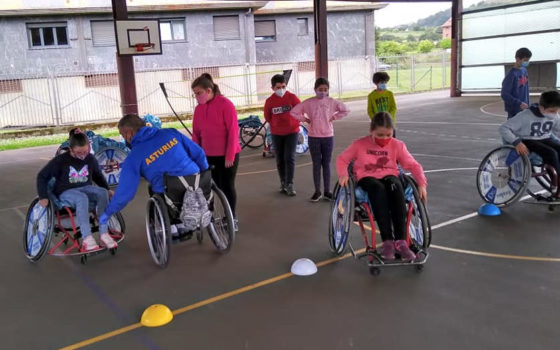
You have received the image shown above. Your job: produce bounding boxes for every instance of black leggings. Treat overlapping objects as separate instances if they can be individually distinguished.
[523,139,560,180]
[357,175,407,241]
[207,153,239,216]
[271,133,298,185]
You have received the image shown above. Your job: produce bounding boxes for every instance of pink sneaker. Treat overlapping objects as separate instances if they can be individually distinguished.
[394,240,416,262]
[82,235,100,252]
[380,240,395,260]
[100,232,118,249]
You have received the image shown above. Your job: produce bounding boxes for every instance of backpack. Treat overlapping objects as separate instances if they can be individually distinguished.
[176,174,212,231]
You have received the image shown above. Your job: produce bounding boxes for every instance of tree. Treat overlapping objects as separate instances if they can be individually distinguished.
[417,40,435,53]
[377,41,407,56]
[406,34,417,42]
[439,38,451,49]
[380,33,398,41]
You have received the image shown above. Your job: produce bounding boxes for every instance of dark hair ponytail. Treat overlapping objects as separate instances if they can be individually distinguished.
[192,73,221,96]
[370,112,393,131]
[68,127,89,148]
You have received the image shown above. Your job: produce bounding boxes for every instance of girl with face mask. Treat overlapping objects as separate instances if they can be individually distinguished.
[336,112,427,262]
[191,73,241,228]
[36,128,117,251]
[290,77,350,202]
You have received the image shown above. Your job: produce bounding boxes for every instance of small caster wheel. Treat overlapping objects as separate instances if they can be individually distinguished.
[369,267,380,276]
[416,264,424,272]
[110,248,116,255]
[80,255,87,265]
[196,230,203,244]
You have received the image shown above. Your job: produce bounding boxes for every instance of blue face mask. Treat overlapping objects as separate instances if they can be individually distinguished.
[378,83,387,90]
[521,61,529,68]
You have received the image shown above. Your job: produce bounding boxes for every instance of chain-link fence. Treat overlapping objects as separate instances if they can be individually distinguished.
[0,51,450,128]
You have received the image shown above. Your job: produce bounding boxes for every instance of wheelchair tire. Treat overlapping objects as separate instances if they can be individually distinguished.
[329,181,355,256]
[404,175,431,250]
[23,198,54,262]
[108,212,126,241]
[95,146,129,187]
[476,146,531,207]
[239,123,265,149]
[145,195,171,268]
[206,184,235,253]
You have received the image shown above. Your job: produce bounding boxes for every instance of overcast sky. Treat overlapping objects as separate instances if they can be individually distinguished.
[374,2,452,28]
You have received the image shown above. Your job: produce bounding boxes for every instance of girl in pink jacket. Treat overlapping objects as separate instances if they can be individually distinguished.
[336,112,427,262]
[291,77,349,202]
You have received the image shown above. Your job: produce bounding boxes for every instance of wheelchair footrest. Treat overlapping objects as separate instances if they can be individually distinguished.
[365,250,429,267]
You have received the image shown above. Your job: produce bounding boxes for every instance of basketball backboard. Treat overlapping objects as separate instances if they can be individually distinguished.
[115,19,162,56]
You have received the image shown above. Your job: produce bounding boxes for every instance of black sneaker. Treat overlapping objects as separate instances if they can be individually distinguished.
[310,192,322,202]
[323,192,334,201]
[279,182,287,194]
[286,184,296,196]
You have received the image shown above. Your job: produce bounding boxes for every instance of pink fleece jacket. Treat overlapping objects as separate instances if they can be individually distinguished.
[336,136,427,187]
[290,96,349,137]
[192,94,241,162]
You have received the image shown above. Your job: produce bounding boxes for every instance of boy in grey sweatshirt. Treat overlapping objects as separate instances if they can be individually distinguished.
[500,91,560,196]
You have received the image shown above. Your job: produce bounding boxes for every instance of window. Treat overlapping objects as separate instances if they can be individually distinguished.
[85,74,119,88]
[91,20,115,46]
[255,20,276,42]
[27,23,69,48]
[160,19,186,42]
[0,80,23,94]
[182,67,220,81]
[213,15,240,40]
[297,18,308,36]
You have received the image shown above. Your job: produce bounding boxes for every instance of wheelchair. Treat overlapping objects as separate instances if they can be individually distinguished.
[23,181,125,264]
[145,170,235,268]
[329,173,431,276]
[476,145,557,210]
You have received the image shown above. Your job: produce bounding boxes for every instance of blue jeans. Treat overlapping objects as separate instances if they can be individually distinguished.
[59,185,109,238]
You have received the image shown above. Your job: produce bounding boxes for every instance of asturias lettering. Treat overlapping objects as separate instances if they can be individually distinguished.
[145,138,178,165]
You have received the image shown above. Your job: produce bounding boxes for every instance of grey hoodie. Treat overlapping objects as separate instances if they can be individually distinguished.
[499,105,560,145]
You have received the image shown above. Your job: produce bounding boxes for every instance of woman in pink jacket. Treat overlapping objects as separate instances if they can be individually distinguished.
[291,77,350,202]
[336,112,427,262]
[191,73,241,226]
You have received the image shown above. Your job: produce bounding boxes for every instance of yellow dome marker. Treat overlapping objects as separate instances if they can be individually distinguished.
[141,304,173,327]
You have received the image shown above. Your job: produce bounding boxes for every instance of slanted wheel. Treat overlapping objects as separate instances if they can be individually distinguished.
[476,145,530,207]
[416,264,424,272]
[328,181,355,256]
[95,147,129,187]
[404,175,432,252]
[80,255,87,264]
[369,267,381,276]
[239,124,265,149]
[206,184,235,253]
[23,198,54,262]
[145,195,171,268]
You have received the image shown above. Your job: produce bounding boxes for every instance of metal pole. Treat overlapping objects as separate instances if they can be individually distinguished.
[442,51,446,88]
[314,0,328,79]
[410,55,415,92]
[112,0,139,115]
[450,0,462,97]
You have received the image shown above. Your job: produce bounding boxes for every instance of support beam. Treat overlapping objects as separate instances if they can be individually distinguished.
[314,0,328,79]
[450,0,462,97]
[112,0,138,115]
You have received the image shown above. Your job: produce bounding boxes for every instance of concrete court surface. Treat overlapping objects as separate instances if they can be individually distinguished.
[1,91,559,350]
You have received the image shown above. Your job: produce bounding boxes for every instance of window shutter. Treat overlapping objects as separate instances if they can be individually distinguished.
[91,21,116,46]
[213,16,240,40]
[255,21,275,37]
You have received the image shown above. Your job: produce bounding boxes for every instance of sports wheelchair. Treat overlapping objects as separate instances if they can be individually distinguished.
[23,180,125,264]
[476,145,557,210]
[145,169,235,268]
[329,173,431,276]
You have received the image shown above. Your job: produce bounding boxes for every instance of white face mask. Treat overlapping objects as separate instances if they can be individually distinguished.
[275,88,286,98]
[544,113,558,118]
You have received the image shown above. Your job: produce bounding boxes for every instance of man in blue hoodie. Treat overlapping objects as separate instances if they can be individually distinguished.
[98,114,208,225]
[501,47,532,119]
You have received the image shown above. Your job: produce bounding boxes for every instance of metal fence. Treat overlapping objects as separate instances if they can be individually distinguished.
[0,51,450,128]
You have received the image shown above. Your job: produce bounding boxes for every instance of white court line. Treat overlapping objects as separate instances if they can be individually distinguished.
[480,102,507,118]
[424,167,478,174]
[13,207,25,220]
[413,153,482,162]
[0,204,28,212]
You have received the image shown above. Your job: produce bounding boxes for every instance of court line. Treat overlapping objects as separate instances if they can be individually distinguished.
[480,102,507,118]
[412,153,482,162]
[430,244,560,262]
[0,204,28,212]
[424,167,478,174]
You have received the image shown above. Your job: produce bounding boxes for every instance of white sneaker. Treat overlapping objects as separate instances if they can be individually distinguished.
[170,224,179,237]
[82,235,100,252]
[100,232,118,249]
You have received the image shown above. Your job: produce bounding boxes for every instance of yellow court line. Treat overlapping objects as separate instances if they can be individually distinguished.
[59,324,143,350]
[430,244,560,262]
[238,162,312,176]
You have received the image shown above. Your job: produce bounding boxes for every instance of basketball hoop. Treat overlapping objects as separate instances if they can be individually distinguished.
[135,43,155,52]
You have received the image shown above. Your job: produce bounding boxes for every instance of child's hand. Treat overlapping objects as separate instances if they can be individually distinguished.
[39,199,49,208]
[418,186,427,203]
[338,176,349,187]
[108,190,115,199]
[520,102,529,109]
[225,160,234,168]
[304,117,311,124]
[515,142,529,156]
[99,213,110,226]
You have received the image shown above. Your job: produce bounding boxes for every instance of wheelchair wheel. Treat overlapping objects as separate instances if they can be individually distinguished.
[23,198,54,262]
[206,184,235,253]
[532,164,554,193]
[108,212,126,241]
[404,175,431,251]
[239,124,265,149]
[476,146,531,207]
[328,181,355,255]
[145,195,171,268]
[95,147,129,187]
